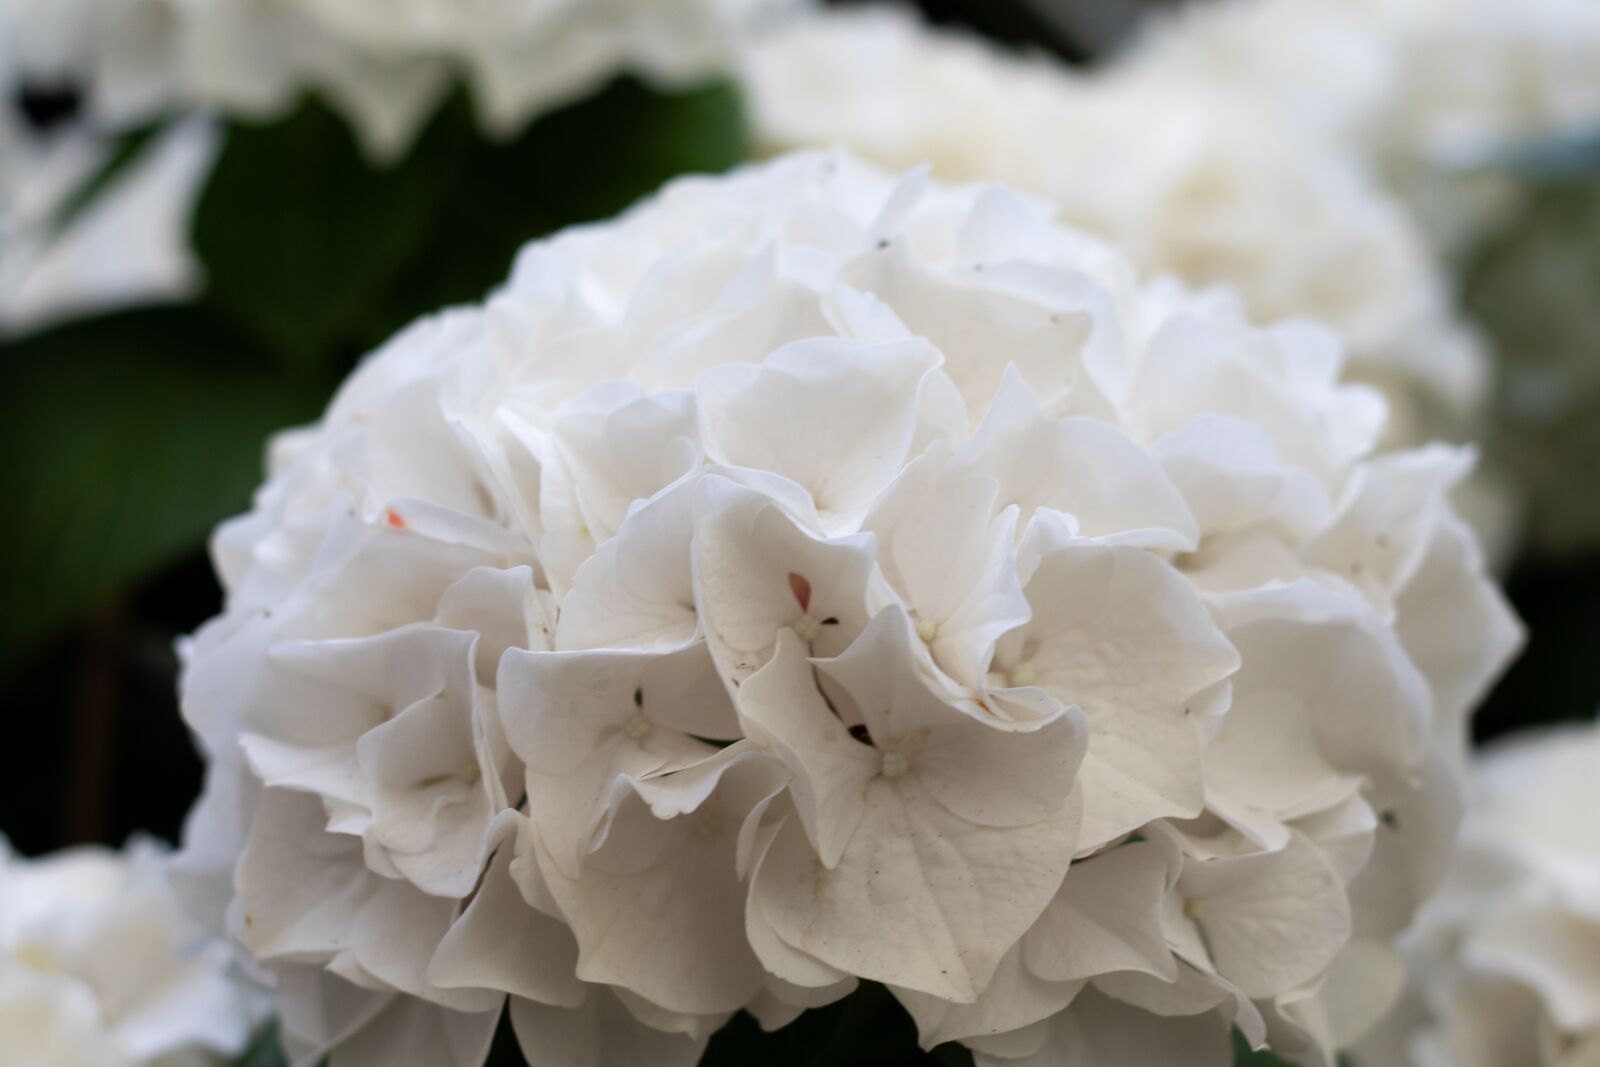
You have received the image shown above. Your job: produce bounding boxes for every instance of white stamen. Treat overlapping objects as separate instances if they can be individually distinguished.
[880,750,909,779]
[624,716,651,741]
[915,619,939,643]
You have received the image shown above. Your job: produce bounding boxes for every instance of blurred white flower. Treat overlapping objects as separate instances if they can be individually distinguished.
[0,0,784,157]
[175,149,1518,1066]
[1356,717,1600,1067]
[0,116,218,337]
[0,837,260,1067]
[1126,0,1600,250]
[741,6,1490,426]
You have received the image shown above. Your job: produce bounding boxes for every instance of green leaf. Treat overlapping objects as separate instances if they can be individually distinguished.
[0,306,328,670]
[192,97,439,376]
[1463,175,1600,555]
[235,1022,289,1067]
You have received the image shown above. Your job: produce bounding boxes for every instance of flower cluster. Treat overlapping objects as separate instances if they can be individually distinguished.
[1356,717,1600,1067]
[174,151,1519,1066]
[0,837,259,1067]
[740,7,1491,428]
[0,0,780,156]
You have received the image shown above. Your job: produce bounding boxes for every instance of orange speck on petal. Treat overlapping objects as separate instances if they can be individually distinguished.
[787,572,812,613]
[384,508,406,530]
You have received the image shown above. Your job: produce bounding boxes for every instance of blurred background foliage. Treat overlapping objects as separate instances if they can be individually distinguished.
[0,2,1597,1064]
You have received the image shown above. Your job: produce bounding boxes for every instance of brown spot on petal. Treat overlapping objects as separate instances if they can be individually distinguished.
[787,572,812,613]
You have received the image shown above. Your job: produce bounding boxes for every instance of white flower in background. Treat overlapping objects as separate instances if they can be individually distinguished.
[0,837,260,1067]
[0,7,212,337]
[174,150,1518,1067]
[0,0,785,157]
[740,6,1490,428]
[1125,0,1600,250]
[0,116,219,337]
[1355,717,1600,1067]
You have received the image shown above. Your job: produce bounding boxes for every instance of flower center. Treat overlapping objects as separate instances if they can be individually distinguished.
[915,619,939,643]
[1009,662,1037,687]
[880,750,910,779]
[624,716,651,741]
[792,613,824,642]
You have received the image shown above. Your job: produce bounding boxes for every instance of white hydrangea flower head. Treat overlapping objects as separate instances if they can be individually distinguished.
[0,837,261,1067]
[740,6,1490,425]
[1356,717,1600,1067]
[175,149,1519,1067]
[0,0,784,157]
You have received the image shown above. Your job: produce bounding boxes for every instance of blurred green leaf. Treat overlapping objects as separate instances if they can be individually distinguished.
[236,1022,289,1067]
[193,97,438,376]
[1464,176,1600,555]
[196,76,746,379]
[0,306,327,669]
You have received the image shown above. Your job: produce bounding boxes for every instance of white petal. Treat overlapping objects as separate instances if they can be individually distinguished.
[959,368,1197,550]
[539,746,789,1015]
[1152,413,1331,542]
[980,988,1231,1067]
[864,457,1032,690]
[998,530,1237,847]
[1178,833,1352,999]
[428,813,585,1008]
[509,991,705,1067]
[327,994,498,1067]
[1024,838,1179,984]
[497,646,721,877]
[893,943,1084,1048]
[818,607,1086,829]
[749,775,1076,1002]
[696,336,939,532]
[1394,511,1522,737]
[556,478,700,652]
[738,628,880,868]
[692,478,878,686]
